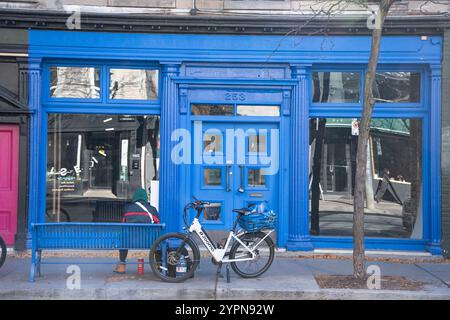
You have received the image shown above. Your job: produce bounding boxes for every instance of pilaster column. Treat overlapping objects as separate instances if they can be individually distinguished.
[159,63,181,232]
[17,57,29,105]
[27,58,43,237]
[287,65,313,250]
[427,64,442,255]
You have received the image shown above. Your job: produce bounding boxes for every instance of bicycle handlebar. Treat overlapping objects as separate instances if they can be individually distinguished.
[182,197,210,228]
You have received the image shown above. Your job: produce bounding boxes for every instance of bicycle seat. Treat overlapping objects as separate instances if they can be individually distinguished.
[232,208,253,215]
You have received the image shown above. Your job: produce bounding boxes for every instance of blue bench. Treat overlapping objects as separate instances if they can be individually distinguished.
[29,222,165,282]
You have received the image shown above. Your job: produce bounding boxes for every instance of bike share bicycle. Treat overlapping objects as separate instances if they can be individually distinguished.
[0,234,6,269]
[149,197,277,283]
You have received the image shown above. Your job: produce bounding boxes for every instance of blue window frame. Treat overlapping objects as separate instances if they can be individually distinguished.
[43,60,160,108]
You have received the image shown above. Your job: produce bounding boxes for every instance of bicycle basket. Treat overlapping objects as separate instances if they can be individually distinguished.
[238,206,277,232]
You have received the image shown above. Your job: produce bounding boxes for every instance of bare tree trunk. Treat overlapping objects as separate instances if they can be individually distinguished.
[311,118,327,234]
[353,0,394,279]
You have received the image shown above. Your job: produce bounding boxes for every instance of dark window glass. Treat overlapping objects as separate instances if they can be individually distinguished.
[203,132,223,154]
[203,168,222,186]
[46,114,160,222]
[309,117,422,239]
[373,72,420,103]
[109,68,158,100]
[204,203,221,221]
[191,104,234,116]
[248,169,266,187]
[50,66,100,99]
[312,72,361,103]
[248,134,267,154]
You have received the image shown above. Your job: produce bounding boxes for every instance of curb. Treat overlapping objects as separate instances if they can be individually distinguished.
[1,288,449,300]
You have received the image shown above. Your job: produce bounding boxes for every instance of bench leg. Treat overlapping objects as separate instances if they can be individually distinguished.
[29,249,36,283]
[37,250,42,277]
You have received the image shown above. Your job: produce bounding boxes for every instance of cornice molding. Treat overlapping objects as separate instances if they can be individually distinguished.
[0,9,448,35]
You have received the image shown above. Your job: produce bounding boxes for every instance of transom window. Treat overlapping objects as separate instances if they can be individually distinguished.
[191,104,280,116]
[312,71,361,103]
[312,69,421,104]
[109,68,158,100]
[50,66,100,99]
[48,64,159,102]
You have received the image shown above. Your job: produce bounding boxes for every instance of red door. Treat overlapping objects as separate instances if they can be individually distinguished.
[0,125,19,246]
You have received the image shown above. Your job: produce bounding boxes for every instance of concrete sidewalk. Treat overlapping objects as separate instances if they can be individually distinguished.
[0,253,449,300]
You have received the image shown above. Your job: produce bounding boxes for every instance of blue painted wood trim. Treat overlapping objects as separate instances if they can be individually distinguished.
[29,31,442,65]
[27,58,42,242]
[287,65,313,250]
[312,237,428,252]
[427,64,443,255]
[159,63,181,233]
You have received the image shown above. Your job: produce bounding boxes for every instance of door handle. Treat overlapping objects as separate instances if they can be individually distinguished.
[226,165,231,192]
[238,165,245,193]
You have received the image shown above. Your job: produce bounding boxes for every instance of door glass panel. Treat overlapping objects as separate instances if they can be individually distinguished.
[248,169,266,187]
[237,105,280,116]
[248,134,267,154]
[203,168,222,186]
[203,132,223,154]
[203,203,222,221]
[109,68,158,100]
[191,104,234,116]
[50,66,100,99]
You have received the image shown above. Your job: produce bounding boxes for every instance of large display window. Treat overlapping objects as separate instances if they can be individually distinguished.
[46,113,160,222]
[309,117,423,239]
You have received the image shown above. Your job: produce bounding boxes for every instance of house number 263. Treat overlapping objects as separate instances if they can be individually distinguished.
[225,92,246,101]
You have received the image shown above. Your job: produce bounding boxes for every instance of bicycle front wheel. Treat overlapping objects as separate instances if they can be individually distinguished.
[149,232,200,283]
[0,236,6,269]
[229,232,275,278]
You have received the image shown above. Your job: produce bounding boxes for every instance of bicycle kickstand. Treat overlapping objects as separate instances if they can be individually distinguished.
[216,262,224,279]
[225,264,231,283]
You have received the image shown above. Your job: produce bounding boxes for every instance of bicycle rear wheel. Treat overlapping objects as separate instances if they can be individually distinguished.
[0,235,6,269]
[229,232,275,278]
[149,232,200,283]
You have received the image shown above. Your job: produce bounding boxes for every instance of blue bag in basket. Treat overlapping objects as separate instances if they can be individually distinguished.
[238,201,277,232]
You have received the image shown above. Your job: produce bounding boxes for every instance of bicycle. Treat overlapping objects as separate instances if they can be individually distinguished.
[149,197,276,283]
[0,234,6,269]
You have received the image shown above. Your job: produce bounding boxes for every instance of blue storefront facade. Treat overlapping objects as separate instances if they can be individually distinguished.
[27,30,443,254]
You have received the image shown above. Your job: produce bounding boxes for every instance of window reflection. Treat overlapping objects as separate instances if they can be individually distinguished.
[237,105,280,116]
[204,203,221,221]
[203,132,223,154]
[109,68,158,100]
[248,134,267,154]
[309,117,422,239]
[50,66,100,99]
[248,169,266,187]
[191,104,234,116]
[46,114,160,222]
[312,72,361,103]
[204,168,222,186]
[373,72,420,103]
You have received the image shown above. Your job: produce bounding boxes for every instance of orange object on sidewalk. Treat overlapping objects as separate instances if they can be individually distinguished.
[137,258,144,275]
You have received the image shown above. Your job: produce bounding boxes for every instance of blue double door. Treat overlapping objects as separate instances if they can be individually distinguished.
[192,122,279,231]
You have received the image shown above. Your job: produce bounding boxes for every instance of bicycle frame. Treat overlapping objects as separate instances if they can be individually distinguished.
[188,217,274,263]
